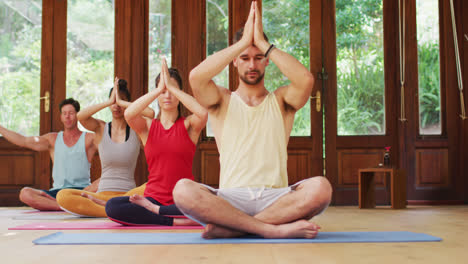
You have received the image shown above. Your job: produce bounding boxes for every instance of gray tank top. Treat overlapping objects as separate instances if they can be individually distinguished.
[97,123,140,192]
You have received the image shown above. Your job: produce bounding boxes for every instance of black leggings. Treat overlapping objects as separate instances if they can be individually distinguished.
[105,196,182,226]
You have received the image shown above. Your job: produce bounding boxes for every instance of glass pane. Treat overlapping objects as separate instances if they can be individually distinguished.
[206,0,228,137]
[66,0,114,127]
[263,0,311,136]
[417,0,441,135]
[0,0,42,136]
[336,0,385,135]
[149,0,171,114]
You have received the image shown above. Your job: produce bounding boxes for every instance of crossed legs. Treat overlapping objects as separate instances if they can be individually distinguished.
[56,189,125,217]
[19,187,61,211]
[173,176,332,239]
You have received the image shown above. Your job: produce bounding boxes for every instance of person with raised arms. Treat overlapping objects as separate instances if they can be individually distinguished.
[173,1,332,239]
[56,78,154,217]
[105,59,207,226]
[0,98,97,211]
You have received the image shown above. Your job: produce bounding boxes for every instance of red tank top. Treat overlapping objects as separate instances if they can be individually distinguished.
[143,117,195,205]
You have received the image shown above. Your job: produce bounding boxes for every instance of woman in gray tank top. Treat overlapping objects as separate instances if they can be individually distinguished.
[56,78,154,217]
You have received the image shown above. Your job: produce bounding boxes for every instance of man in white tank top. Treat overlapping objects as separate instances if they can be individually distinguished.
[0,98,98,210]
[174,2,332,239]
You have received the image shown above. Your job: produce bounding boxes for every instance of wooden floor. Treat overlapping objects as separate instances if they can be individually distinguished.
[1,205,467,264]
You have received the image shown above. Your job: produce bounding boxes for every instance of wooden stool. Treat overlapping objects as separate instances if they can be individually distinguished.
[358,167,406,209]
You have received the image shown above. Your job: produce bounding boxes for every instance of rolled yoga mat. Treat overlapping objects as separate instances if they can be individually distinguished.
[33,231,442,245]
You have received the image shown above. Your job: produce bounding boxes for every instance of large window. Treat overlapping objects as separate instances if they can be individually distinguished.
[417,0,441,135]
[0,0,42,136]
[263,0,311,136]
[206,0,228,137]
[149,0,171,113]
[66,0,114,124]
[336,0,385,135]
[207,0,229,89]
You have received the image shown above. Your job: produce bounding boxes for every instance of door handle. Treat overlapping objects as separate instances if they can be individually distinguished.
[40,91,50,113]
[310,91,321,112]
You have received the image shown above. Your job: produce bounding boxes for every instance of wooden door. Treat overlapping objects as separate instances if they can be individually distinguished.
[323,0,465,205]
[400,0,464,203]
[0,0,64,205]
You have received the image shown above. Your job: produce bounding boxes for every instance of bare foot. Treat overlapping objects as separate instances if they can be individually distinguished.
[202,224,245,239]
[39,191,57,201]
[81,193,106,206]
[265,220,321,239]
[129,194,160,214]
[173,218,201,226]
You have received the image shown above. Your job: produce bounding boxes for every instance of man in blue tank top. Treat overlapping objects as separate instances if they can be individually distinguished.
[0,98,98,210]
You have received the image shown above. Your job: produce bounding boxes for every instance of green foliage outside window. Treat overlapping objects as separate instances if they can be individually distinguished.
[336,0,441,135]
[418,42,440,131]
[0,1,42,136]
[66,0,115,124]
[148,0,171,113]
[0,0,441,138]
[206,0,229,89]
[263,0,311,136]
[417,0,441,134]
[336,0,385,135]
[206,0,311,137]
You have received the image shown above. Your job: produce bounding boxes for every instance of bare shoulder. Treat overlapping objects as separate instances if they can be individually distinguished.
[95,119,106,128]
[145,117,154,130]
[43,132,58,148]
[274,85,288,97]
[44,132,58,141]
[94,119,106,136]
[219,86,232,96]
[217,86,232,108]
[273,85,295,112]
[84,132,96,142]
[84,131,98,157]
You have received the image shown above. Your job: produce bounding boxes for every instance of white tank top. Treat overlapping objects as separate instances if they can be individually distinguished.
[218,92,288,189]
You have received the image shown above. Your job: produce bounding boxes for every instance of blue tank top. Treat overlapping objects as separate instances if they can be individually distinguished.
[50,131,91,190]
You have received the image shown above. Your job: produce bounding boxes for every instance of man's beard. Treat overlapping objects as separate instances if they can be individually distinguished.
[239,70,264,85]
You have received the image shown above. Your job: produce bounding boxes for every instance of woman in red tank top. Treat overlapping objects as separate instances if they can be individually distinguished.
[105,59,208,226]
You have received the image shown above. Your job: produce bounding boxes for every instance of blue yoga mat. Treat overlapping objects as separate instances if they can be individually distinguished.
[33,231,442,245]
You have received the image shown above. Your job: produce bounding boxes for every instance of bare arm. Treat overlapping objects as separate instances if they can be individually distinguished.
[189,2,256,109]
[124,86,163,143]
[0,125,52,152]
[253,2,314,110]
[83,178,100,192]
[162,59,208,132]
[76,92,113,132]
[114,77,155,119]
[115,99,155,119]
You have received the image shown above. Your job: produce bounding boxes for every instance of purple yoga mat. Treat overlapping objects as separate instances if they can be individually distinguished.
[9,221,203,230]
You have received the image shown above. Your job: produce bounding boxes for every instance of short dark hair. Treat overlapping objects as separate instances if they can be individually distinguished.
[109,79,131,101]
[233,27,269,44]
[155,68,183,120]
[59,98,80,112]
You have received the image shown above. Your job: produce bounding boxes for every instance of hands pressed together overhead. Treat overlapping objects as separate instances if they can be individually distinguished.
[155,58,177,95]
[241,1,269,52]
[107,77,118,105]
